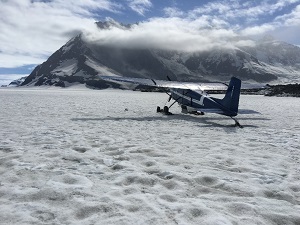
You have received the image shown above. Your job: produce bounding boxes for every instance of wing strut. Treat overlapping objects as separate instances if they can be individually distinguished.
[151,79,157,85]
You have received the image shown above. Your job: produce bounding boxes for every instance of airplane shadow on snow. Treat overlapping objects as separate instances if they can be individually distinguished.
[71,114,270,129]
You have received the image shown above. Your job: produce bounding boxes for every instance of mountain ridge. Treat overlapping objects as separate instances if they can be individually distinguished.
[22,21,300,88]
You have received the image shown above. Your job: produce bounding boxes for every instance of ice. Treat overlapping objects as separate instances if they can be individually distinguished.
[0,88,300,224]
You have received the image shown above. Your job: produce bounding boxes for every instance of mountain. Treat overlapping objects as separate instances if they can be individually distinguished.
[22,21,300,88]
[8,76,27,87]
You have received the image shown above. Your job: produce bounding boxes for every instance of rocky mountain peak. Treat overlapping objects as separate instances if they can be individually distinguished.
[96,19,132,30]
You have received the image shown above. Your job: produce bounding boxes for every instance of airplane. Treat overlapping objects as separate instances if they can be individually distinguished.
[99,75,258,128]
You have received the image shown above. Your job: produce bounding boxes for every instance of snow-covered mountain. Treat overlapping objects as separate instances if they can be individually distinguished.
[22,21,300,88]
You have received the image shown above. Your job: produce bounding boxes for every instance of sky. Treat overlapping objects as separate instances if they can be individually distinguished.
[1,0,300,85]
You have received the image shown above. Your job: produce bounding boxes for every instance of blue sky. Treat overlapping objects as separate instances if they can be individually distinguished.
[1,0,300,85]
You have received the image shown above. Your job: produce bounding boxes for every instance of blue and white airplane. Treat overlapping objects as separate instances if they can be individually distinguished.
[100,75,255,128]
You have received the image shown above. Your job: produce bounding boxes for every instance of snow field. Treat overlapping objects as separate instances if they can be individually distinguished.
[0,88,299,224]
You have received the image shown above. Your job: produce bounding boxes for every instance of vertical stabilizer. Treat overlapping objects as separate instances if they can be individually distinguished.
[221,77,241,113]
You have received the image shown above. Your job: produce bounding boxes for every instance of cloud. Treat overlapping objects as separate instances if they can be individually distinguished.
[188,0,300,25]
[240,3,300,37]
[0,74,28,86]
[0,0,299,70]
[163,7,185,17]
[0,52,44,68]
[241,23,279,36]
[127,0,152,16]
[0,0,120,68]
[275,4,300,26]
[83,17,250,52]
[83,0,300,52]
[189,1,234,18]
[176,0,300,41]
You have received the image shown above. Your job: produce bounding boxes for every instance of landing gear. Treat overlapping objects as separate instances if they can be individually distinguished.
[156,106,173,115]
[181,105,204,115]
[181,105,188,114]
[193,111,205,116]
[163,106,169,114]
[157,106,161,113]
[231,117,243,128]
[156,92,180,115]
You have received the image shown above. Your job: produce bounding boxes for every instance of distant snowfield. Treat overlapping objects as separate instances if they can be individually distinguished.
[0,88,299,225]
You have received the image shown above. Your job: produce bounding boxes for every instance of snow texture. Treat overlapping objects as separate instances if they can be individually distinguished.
[0,88,300,225]
[53,59,78,76]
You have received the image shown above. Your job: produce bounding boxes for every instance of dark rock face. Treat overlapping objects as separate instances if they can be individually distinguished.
[265,84,300,97]
[22,22,300,88]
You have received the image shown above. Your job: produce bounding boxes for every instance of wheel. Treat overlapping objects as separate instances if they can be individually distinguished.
[156,106,161,113]
[163,106,169,114]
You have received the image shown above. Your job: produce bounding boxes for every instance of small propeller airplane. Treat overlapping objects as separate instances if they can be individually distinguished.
[100,75,258,128]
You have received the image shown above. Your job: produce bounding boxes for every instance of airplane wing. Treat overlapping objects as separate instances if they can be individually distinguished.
[99,75,228,91]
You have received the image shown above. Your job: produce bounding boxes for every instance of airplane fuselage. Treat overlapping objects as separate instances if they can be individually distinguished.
[170,88,238,117]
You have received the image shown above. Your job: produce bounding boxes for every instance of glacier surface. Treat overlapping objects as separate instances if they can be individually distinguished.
[0,87,299,224]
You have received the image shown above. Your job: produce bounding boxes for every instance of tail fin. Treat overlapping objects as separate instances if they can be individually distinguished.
[221,77,241,113]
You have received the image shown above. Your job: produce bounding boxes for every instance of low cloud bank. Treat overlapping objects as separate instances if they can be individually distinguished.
[83,18,256,52]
